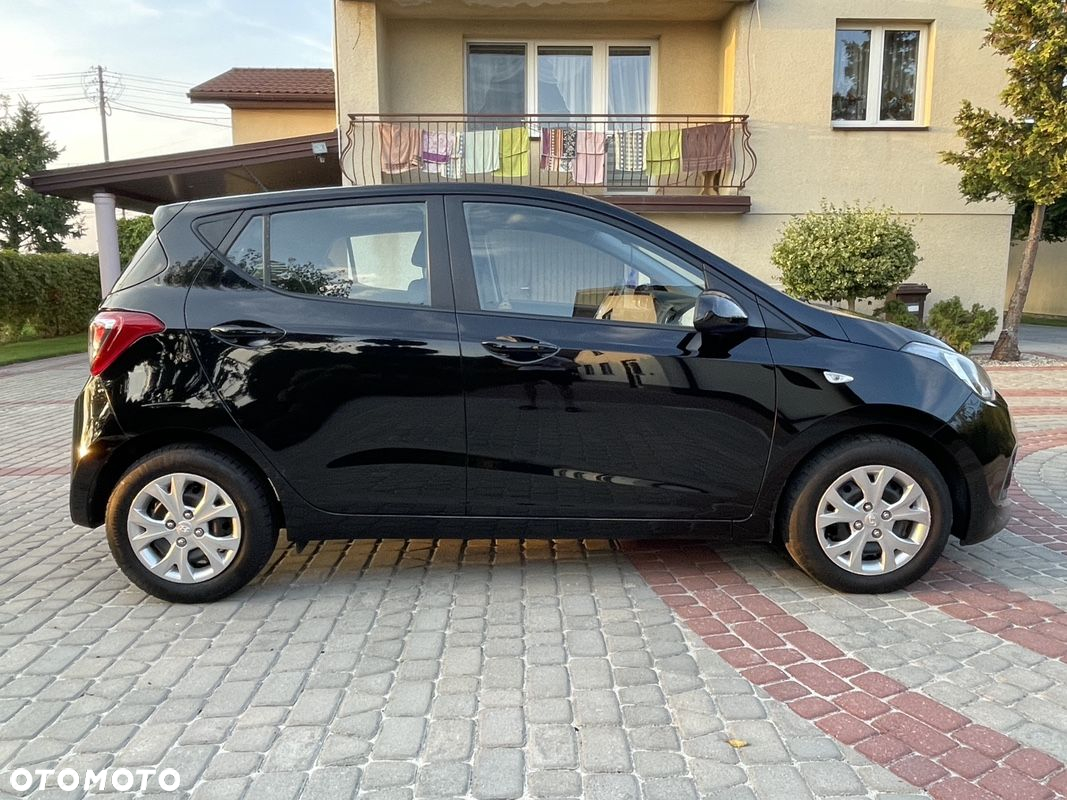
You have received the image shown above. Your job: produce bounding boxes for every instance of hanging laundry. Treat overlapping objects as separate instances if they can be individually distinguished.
[681,124,733,173]
[495,127,530,178]
[445,134,465,180]
[612,130,646,173]
[574,131,607,186]
[540,128,577,173]
[421,131,453,175]
[379,123,421,174]
[464,129,501,175]
[645,129,682,177]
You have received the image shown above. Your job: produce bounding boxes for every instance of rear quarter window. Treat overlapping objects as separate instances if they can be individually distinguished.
[111,234,167,292]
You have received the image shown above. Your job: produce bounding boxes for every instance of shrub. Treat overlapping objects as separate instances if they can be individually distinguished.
[773,202,920,312]
[0,250,100,342]
[926,296,998,354]
[873,299,925,331]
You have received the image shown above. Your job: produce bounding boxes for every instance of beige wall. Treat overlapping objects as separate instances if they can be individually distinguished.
[230,108,337,144]
[710,0,1012,321]
[333,0,1014,324]
[379,17,719,114]
[1006,241,1067,318]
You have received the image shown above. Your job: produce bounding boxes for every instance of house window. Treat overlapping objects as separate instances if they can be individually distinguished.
[832,24,928,126]
[466,41,654,117]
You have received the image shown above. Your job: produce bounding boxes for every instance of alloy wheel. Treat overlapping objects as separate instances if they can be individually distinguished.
[126,472,242,584]
[814,465,931,575]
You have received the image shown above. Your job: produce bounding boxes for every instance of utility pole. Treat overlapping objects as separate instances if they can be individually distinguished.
[96,66,109,162]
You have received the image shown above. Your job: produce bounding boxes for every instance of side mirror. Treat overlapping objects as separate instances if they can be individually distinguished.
[693,290,749,334]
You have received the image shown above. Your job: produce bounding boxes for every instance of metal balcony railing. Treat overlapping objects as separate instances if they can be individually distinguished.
[342,114,755,197]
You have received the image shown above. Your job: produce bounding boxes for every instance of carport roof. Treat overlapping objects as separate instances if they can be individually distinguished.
[23,131,341,213]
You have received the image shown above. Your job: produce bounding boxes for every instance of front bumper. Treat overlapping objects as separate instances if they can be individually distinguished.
[944,392,1017,546]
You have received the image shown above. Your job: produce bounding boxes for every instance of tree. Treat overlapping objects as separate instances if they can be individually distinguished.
[117,215,154,268]
[772,202,919,312]
[941,0,1067,361]
[0,98,83,252]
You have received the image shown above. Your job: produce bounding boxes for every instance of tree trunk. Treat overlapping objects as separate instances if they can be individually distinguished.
[847,297,856,313]
[991,203,1045,361]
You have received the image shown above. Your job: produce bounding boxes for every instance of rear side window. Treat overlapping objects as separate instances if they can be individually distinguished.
[111,233,167,292]
[223,204,429,306]
[226,216,265,282]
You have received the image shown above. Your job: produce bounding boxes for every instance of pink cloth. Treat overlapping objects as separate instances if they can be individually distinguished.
[574,132,607,186]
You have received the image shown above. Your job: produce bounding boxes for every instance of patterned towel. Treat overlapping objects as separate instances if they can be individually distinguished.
[540,128,577,173]
[421,131,453,175]
[612,130,646,173]
[445,135,465,180]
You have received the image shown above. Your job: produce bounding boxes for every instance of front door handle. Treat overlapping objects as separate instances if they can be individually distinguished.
[210,321,285,347]
[481,336,561,363]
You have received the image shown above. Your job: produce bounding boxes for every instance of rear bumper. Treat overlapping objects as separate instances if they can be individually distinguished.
[945,392,1017,546]
[69,377,125,528]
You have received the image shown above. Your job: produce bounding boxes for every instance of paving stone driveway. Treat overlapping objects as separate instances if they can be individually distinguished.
[0,354,1066,800]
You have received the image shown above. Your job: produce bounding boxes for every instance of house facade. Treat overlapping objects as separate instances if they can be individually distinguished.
[331,0,1013,319]
[189,67,337,145]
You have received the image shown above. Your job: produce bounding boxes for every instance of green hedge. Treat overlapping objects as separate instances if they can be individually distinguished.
[0,250,101,342]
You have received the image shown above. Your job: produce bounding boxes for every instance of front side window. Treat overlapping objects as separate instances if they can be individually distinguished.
[463,202,704,328]
[225,203,429,306]
[832,24,927,126]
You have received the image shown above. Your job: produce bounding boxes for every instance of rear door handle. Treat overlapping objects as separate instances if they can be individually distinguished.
[481,336,561,363]
[209,322,285,347]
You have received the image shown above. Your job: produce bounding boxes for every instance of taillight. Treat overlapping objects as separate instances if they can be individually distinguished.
[88,311,165,376]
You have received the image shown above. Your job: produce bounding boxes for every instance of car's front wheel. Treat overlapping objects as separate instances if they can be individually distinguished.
[781,435,952,593]
[106,446,278,603]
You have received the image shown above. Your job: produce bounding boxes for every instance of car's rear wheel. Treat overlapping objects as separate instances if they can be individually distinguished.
[106,446,278,603]
[781,435,951,593]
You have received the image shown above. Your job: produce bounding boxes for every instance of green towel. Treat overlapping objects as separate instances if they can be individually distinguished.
[495,127,530,178]
[646,129,681,177]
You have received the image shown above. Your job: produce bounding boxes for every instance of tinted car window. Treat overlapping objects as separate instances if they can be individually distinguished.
[266,203,429,305]
[226,216,265,282]
[463,202,704,327]
[111,233,166,292]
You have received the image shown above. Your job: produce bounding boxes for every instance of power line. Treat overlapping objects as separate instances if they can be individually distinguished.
[117,71,194,87]
[110,103,231,128]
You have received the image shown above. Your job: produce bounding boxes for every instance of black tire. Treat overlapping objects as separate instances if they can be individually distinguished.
[780,435,952,594]
[106,446,278,603]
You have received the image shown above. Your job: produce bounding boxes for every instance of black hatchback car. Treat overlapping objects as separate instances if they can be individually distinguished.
[71,185,1016,603]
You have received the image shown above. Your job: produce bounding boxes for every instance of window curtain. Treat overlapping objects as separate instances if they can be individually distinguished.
[467,45,526,116]
[608,47,651,117]
[537,47,592,117]
[880,31,919,120]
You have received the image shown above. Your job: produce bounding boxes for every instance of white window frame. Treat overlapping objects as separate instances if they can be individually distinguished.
[464,39,659,118]
[832,22,929,128]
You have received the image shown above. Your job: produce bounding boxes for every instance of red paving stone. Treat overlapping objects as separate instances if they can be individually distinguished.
[623,544,1067,795]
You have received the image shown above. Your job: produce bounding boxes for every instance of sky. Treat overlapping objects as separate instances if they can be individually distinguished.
[0,0,334,252]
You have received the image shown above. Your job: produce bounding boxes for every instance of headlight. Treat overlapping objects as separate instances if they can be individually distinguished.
[902,341,996,401]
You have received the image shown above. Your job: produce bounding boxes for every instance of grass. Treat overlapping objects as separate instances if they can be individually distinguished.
[1022,313,1067,328]
[0,334,85,367]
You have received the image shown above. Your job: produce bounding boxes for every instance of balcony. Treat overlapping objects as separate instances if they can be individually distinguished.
[342,114,755,213]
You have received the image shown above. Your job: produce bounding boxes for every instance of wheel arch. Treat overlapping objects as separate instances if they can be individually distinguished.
[88,429,286,531]
[766,414,970,546]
